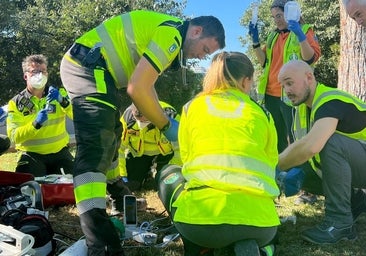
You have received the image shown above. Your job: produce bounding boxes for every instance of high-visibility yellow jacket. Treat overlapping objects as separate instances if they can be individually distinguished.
[257,24,311,105]
[118,101,181,176]
[71,11,185,213]
[293,83,366,177]
[173,89,280,227]
[75,10,184,88]
[6,88,72,154]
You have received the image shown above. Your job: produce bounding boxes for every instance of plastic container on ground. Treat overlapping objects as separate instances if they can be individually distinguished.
[58,239,87,256]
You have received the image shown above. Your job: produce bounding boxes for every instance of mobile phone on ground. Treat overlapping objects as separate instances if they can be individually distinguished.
[123,195,137,227]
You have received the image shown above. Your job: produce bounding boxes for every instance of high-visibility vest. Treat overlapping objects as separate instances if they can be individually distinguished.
[293,83,366,177]
[118,101,180,176]
[75,10,183,88]
[7,88,72,154]
[257,24,311,105]
[173,89,280,227]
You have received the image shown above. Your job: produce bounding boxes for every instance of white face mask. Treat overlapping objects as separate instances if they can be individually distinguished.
[29,73,48,89]
[136,120,151,129]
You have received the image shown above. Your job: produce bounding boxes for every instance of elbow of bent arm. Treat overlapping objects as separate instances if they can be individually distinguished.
[307,143,321,158]
[126,84,135,98]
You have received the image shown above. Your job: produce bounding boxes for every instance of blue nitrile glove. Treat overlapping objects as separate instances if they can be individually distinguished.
[33,109,48,129]
[162,117,179,142]
[283,167,305,197]
[46,86,63,103]
[248,22,259,44]
[275,166,287,191]
[287,20,306,42]
[0,107,7,123]
[121,177,128,183]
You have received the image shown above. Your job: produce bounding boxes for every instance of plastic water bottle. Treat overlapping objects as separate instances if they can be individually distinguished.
[284,1,301,22]
[251,2,259,25]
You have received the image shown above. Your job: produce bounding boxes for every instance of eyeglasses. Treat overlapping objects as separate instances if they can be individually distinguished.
[26,70,48,75]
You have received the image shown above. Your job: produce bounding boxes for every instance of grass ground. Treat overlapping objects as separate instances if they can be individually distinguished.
[0,151,364,255]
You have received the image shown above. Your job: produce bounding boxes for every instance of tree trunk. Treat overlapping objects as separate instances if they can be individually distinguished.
[338,0,366,101]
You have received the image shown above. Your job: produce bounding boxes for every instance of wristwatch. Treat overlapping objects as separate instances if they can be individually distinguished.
[253,43,261,49]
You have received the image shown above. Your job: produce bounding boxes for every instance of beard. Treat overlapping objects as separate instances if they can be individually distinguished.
[182,37,199,59]
[288,82,311,106]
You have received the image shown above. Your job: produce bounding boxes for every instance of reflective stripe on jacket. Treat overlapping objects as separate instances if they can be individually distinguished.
[7,88,72,154]
[75,10,183,88]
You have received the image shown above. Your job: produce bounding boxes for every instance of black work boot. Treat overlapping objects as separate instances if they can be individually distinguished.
[80,208,125,255]
[107,179,132,215]
[301,221,357,244]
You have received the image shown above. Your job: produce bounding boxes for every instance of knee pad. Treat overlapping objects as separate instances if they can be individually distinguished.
[157,164,185,214]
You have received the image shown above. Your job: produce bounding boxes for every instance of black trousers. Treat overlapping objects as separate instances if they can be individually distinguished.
[300,134,366,225]
[60,54,125,255]
[264,94,294,153]
[16,147,74,177]
[126,152,174,191]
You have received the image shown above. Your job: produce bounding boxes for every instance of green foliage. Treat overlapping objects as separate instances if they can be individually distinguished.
[241,0,340,87]
[0,0,198,112]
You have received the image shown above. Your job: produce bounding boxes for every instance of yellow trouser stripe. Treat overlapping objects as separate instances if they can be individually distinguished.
[94,69,107,94]
[85,96,116,110]
[74,182,106,203]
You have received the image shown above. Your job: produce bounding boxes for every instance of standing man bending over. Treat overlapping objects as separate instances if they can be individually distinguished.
[60,10,225,255]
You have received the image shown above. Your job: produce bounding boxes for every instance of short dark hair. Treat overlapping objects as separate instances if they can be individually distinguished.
[189,16,225,49]
[271,0,291,11]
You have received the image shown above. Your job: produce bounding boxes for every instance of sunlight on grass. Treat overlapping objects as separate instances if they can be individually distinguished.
[0,151,18,171]
[0,146,76,172]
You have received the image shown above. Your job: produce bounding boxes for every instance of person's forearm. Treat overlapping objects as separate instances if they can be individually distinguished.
[127,57,169,130]
[278,139,315,171]
[128,86,168,130]
[299,40,315,62]
[253,47,266,67]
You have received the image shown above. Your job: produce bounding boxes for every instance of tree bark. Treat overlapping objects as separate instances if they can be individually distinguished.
[338,0,366,101]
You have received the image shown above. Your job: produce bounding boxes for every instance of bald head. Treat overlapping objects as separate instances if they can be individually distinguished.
[343,0,366,6]
[278,60,313,81]
[343,0,366,27]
